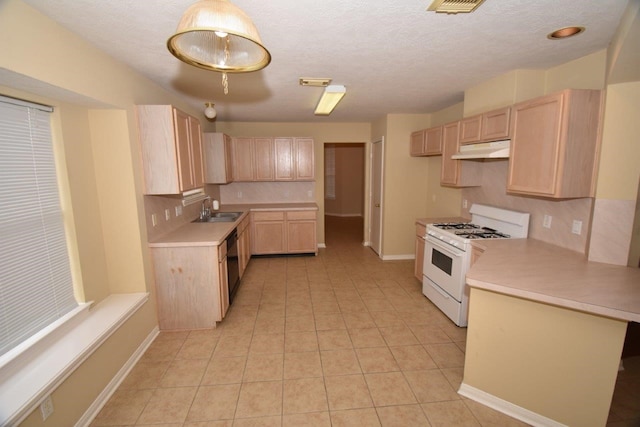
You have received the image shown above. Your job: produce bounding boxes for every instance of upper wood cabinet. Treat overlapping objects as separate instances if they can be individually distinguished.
[507,89,602,198]
[440,121,482,187]
[203,132,234,184]
[232,137,315,182]
[410,126,442,156]
[459,107,511,145]
[136,105,204,195]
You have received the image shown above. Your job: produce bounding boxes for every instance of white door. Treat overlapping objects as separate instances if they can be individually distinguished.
[370,138,383,255]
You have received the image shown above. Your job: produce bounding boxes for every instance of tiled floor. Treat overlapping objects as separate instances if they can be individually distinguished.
[92,216,639,426]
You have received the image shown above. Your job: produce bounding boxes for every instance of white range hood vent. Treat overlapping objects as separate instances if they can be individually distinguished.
[181,188,209,206]
[451,139,510,160]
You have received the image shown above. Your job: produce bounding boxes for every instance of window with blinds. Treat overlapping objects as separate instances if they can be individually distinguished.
[0,95,78,357]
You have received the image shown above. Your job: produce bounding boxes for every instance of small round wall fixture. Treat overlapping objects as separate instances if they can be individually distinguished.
[204,102,217,119]
[547,26,585,40]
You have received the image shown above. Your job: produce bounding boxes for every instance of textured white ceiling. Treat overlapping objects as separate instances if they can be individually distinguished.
[20,0,629,122]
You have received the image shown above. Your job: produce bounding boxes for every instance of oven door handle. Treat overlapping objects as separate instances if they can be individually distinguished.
[426,279,452,300]
[426,236,465,257]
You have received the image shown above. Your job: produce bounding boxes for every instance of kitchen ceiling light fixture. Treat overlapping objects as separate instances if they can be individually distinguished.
[204,102,217,119]
[167,0,271,94]
[547,26,586,40]
[427,0,485,14]
[314,85,346,116]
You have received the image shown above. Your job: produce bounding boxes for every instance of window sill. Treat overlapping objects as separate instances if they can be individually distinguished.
[0,293,149,426]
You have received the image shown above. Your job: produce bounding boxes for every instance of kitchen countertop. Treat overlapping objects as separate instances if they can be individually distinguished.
[148,203,318,248]
[416,216,469,226]
[467,238,640,322]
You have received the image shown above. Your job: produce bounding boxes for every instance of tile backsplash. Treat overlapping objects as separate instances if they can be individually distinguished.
[461,160,592,254]
[220,181,315,204]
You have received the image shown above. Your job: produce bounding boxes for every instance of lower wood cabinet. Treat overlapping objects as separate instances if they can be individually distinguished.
[414,223,426,281]
[237,214,251,277]
[151,242,228,330]
[251,209,317,255]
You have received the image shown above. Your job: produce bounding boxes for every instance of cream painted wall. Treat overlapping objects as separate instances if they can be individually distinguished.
[214,121,371,245]
[545,49,607,93]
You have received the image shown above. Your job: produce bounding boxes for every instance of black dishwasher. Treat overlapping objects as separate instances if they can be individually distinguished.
[226,229,241,304]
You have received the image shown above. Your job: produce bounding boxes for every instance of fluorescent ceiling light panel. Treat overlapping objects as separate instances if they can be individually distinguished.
[314,85,346,115]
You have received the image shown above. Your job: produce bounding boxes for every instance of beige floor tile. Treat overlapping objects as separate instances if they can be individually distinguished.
[232,415,282,427]
[140,339,184,363]
[283,377,328,414]
[343,312,376,329]
[337,298,368,313]
[364,372,417,406]
[286,303,314,317]
[314,313,346,330]
[285,314,316,333]
[389,345,438,371]
[92,389,154,426]
[317,329,353,350]
[376,404,430,427]
[119,360,170,390]
[284,351,323,379]
[409,325,455,345]
[254,316,285,335]
[362,297,393,312]
[330,408,381,427]
[379,325,420,346]
[186,384,241,422]
[463,398,530,426]
[250,333,285,354]
[424,343,466,368]
[403,369,460,403]
[201,356,246,385]
[214,333,252,357]
[439,321,468,342]
[235,381,283,419]
[283,411,331,427]
[348,328,387,348]
[312,301,342,314]
[176,336,218,359]
[441,367,464,390]
[325,374,373,411]
[421,400,481,426]
[137,386,197,424]
[320,349,362,376]
[160,358,208,387]
[183,420,233,427]
[243,353,284,382]
[355,347,400,373]
[370,311,405,328]
[285,331,319,353]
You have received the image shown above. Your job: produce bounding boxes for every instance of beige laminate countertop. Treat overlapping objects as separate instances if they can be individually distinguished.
[467,238,640,322]
[148,203,318,248]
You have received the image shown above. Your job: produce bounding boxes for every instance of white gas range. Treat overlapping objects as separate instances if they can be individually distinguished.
[422,204,530,327]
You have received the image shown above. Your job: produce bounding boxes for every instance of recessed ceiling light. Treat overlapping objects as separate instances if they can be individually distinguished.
[547,26,586,40]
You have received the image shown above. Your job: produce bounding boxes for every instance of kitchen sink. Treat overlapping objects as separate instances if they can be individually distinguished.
[192,211,243,223]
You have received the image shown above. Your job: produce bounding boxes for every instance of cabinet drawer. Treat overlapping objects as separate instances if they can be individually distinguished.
[286,210,316,221]
[252,211,285,221]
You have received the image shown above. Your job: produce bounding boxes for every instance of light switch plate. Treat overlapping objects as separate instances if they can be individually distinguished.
[572,220,582,235]
[165,209,171,221]
[151,213,158,227]
[543,215,552,229]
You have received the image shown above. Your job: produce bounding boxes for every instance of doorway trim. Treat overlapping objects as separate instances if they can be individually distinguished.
[367,137,384,257]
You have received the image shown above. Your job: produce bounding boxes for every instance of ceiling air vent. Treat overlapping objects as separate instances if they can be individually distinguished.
[427,0,485,14]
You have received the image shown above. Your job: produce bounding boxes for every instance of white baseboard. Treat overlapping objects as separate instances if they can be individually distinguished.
[458,383,567,427]
[317,243,326,249]
[76,326,160,427]
[362,241,371,246]
[324,213,363,217]
[381,254,415,261]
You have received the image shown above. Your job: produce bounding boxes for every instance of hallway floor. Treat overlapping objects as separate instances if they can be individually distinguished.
[91,217,639,426]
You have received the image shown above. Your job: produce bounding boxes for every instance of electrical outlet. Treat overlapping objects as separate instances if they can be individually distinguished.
[543,214,552,229]
[164,209,171,221]
[572,220,582,235]
[462,199,468,209]
[40,395,54,420]
[151,213,158,227]
[237,191,243,199]
[307,190,312,198]
[175,205,182,216]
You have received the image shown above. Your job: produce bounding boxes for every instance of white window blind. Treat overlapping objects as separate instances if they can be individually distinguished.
[0,95,78,357]
[325,145,336,200]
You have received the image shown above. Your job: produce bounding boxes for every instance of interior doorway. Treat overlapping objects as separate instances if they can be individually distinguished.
[324,143,366,246]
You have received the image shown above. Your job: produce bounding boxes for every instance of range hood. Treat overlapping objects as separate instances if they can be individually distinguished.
[451,140,510,160]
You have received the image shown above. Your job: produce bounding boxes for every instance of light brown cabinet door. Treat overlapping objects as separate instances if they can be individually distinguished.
[459,114,482,145]
[252,221,286,254]
[424,126,443,155]
[481,107,511,141]
[414,236,425,281]
[287,220,317,253]
[274,137,295,180]
[254,138,275,181]
[203,132,233,184]
[410,130,425,156]
[295,138,315,180]
[218,255,229,320]
[173,108,195,191]
[232,138,255,181]
[440,121,460,186]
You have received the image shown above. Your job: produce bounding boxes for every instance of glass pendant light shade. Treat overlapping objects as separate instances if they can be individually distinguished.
[167,0,271,73]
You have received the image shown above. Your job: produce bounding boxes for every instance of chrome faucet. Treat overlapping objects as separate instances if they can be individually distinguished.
[200,199,210,221]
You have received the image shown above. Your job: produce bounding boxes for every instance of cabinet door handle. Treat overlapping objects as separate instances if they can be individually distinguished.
[375,203,380,207]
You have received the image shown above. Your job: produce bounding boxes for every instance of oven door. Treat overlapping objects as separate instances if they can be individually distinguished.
[422,236,469,301]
